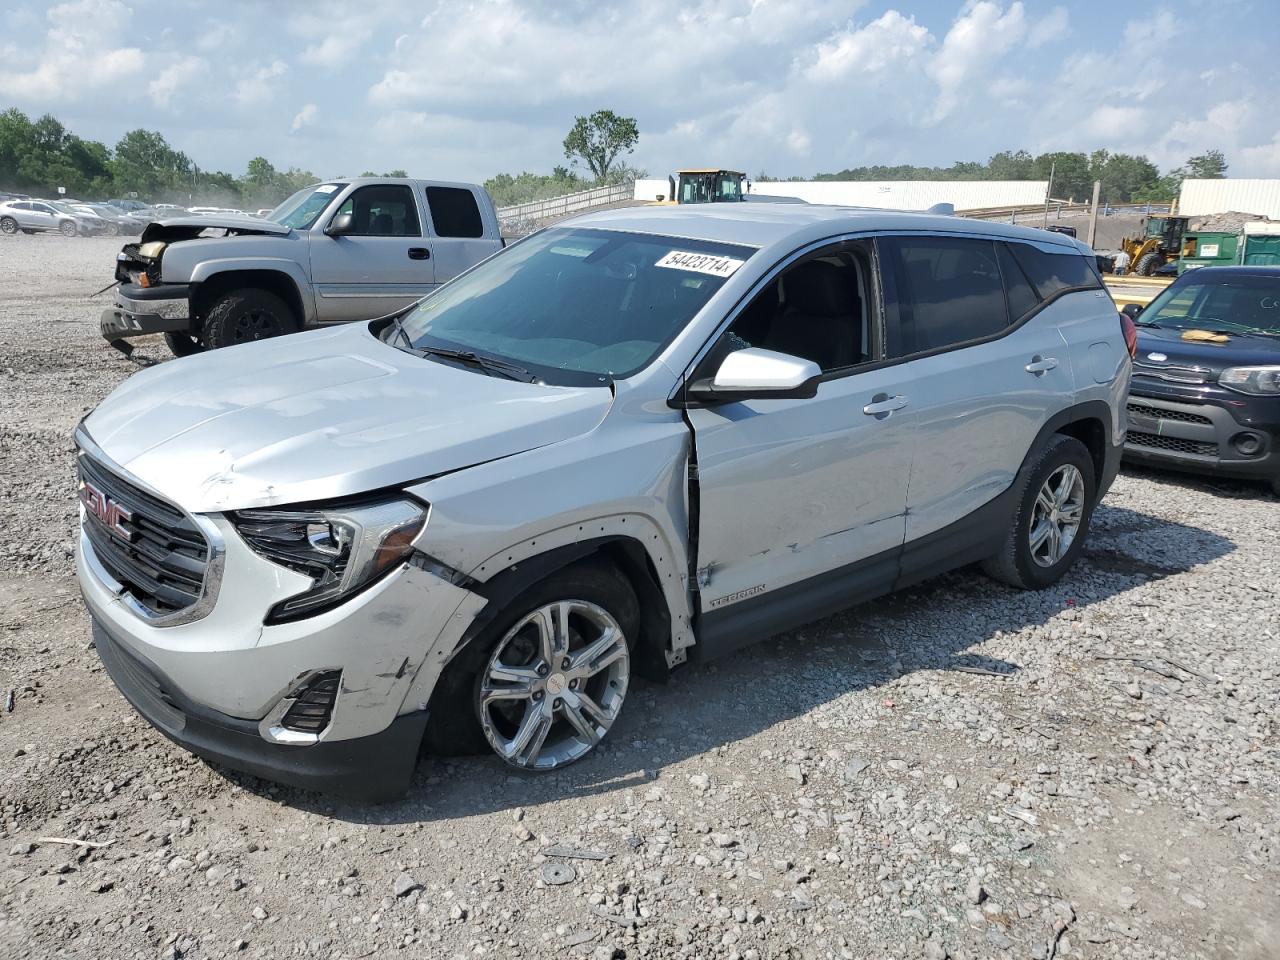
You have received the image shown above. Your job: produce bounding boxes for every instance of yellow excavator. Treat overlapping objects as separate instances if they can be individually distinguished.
[658,169,748,205]
[1121,215,1189,275]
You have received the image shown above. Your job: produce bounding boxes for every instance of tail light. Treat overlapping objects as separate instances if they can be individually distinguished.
[1119,311,1138,359]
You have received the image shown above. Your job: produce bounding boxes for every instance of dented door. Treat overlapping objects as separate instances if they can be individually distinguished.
[687,367,915,615]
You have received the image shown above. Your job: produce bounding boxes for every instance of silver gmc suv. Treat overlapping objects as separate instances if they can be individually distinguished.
[76,205,1131,799]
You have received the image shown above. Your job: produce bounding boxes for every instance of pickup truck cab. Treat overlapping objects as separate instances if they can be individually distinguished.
[101,178,503,356]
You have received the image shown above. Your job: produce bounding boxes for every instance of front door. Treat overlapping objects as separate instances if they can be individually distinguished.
[309,183,436,322]
[684,242,915,653]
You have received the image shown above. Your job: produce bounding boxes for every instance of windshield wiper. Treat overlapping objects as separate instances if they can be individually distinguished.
[387,314,414,349]
[414,345,539,382]
[1134,320,1163,328]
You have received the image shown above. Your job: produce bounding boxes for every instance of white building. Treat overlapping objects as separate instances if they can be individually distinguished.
[1178,179,1280,220]
[634,178,1048,211]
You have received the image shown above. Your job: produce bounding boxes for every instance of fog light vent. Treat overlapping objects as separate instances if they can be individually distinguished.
[281,671,342,735]
[1231,432,1264,457]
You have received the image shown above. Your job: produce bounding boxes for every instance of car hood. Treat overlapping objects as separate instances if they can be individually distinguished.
[81,325,615,513]
[140,215,291,241]
[1135,327,1280,376]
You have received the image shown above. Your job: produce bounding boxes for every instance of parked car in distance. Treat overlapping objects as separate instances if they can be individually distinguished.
[101,177,505,357]
[76,205,1131,799]
[85,203,146,236]
[106,198,152,214]
[0,198,82,236]
[1122,265,1280,494]
[52,201,110,235]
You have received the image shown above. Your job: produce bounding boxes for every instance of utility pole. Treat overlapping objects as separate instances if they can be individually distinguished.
[1041,161,1056,229]
[1086,180,1101,248]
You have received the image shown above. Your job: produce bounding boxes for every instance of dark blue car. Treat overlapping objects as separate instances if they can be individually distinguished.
[1121,266,1280,494]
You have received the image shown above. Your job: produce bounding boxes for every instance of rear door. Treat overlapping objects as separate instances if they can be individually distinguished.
[422,184,501,283]
[879,234,1079,544]
[26,202,58,230]
[308,183,436,322]
[685,239,916,652]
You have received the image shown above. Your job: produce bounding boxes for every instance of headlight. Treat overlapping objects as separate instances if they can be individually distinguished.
[231,498,427,622]
[1219,366,1280,396]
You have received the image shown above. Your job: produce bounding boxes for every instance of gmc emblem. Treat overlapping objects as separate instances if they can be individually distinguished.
[80,480,134,540]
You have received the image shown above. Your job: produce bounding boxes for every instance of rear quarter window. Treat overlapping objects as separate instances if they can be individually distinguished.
[1008,243,1100,298]
[426,186,484,238]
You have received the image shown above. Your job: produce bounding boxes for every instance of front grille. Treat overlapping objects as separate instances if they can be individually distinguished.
[1126,402,1213,425]
[79,454,209,617]
[1126,431,1218,457]
[1132,363,1210,384]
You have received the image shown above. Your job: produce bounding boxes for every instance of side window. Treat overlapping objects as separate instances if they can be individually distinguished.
[13,202,31,211]
[1008,243,1101,298]
[332,185,420,237]
[425,186,483,238]
[715,242,874,374]
[997,242,1041,321]
[884,236,1007,357]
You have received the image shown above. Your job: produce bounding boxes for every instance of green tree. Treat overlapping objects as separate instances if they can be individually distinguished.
[563,109,639,181]
[1033,151,1091,201]
[1185,149,1228,179]
[112,128,192,197]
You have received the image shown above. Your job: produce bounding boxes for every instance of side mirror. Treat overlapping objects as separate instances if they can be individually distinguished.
[686,347,822,403]
[325,212,354,237]
[1121,302,1144,318]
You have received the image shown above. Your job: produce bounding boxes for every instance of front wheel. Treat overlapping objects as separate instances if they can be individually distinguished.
[1133,252,1162,276]
[201,289,298,349]
[106,222,120,237]
[59,220,77,237]
[0,217,17,235]
[164,331,206,357]
[424,562,638,770]
[983,435,1097,590]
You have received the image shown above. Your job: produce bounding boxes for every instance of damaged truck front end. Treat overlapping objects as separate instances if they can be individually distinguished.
[100,218,293,355]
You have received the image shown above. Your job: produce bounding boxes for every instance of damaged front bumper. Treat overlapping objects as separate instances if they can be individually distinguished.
[100,282,191,342]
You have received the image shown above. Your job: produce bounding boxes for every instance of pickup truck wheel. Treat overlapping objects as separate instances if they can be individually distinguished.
[163,331,206,357]
[0,217,16,235]
[423,562,639,769]
[982,435,1097,590]
[59,220,77,237]
[202,289,298,349]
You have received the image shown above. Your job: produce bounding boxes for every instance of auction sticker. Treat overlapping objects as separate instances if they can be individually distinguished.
[655,250,745,277]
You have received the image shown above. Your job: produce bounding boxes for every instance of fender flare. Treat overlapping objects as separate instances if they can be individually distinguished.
[186,259,316,324]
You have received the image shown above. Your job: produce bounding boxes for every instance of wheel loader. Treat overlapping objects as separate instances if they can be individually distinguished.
[658,169,748,205]
[1121,215,1189,275]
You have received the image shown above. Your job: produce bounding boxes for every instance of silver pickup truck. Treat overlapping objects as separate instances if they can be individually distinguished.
[101,178,504,356]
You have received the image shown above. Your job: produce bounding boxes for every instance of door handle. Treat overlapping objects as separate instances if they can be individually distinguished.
[408,247,430,260]
[1025,356,1058,375]
[862,394,909,417]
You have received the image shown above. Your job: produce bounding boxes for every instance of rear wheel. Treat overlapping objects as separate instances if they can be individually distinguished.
[0,217,16,235]
[983,435,1097,590]
[105,221,120,237]
[1133,252,1162,276]
[201,289,298,349]
[163,331,206,357]
[59,220,77,237]
[424,562,638,770]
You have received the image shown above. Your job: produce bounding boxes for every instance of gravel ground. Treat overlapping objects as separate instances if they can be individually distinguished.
[1,234,1278,960]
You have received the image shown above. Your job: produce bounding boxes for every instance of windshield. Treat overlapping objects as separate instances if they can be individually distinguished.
[1142,273,1280,336]
[267,183,347,229]
[393,227,755,385]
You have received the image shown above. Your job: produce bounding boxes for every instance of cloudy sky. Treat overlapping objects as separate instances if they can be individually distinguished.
[2,0,1278,182]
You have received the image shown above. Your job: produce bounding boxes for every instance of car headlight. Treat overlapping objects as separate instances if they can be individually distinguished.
[231,498,427,622]
[1219,366,1280,396]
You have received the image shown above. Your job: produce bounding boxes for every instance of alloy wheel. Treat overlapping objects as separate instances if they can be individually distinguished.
[478,599,629,770]
[231,309,282,342]
[1028,464,1085,567]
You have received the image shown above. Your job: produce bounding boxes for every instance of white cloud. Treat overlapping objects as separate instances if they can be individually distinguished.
[291,103,319,132]
[150,57,207,108]
[1123,10,1179,49]
[803,11,930,81]
[1027,6,1068,48]
[926,1,1028,121]
[0,0,144,102]
[1237,135,1280,178]
[234,60,288,105]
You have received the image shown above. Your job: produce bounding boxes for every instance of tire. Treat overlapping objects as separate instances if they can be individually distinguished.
[201,288,298,349]
[0,217,16,235]
[982,435,1097,590]
[163,331,206,357]
[1133,252,1162,276]
[1270,476,1280,497]
[106,222,120,237]
[423,561,639,770]
[21,229,36,235]
[59,220,77,237]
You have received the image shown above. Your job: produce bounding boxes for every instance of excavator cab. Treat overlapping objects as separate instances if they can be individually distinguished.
[667,169,747,204]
